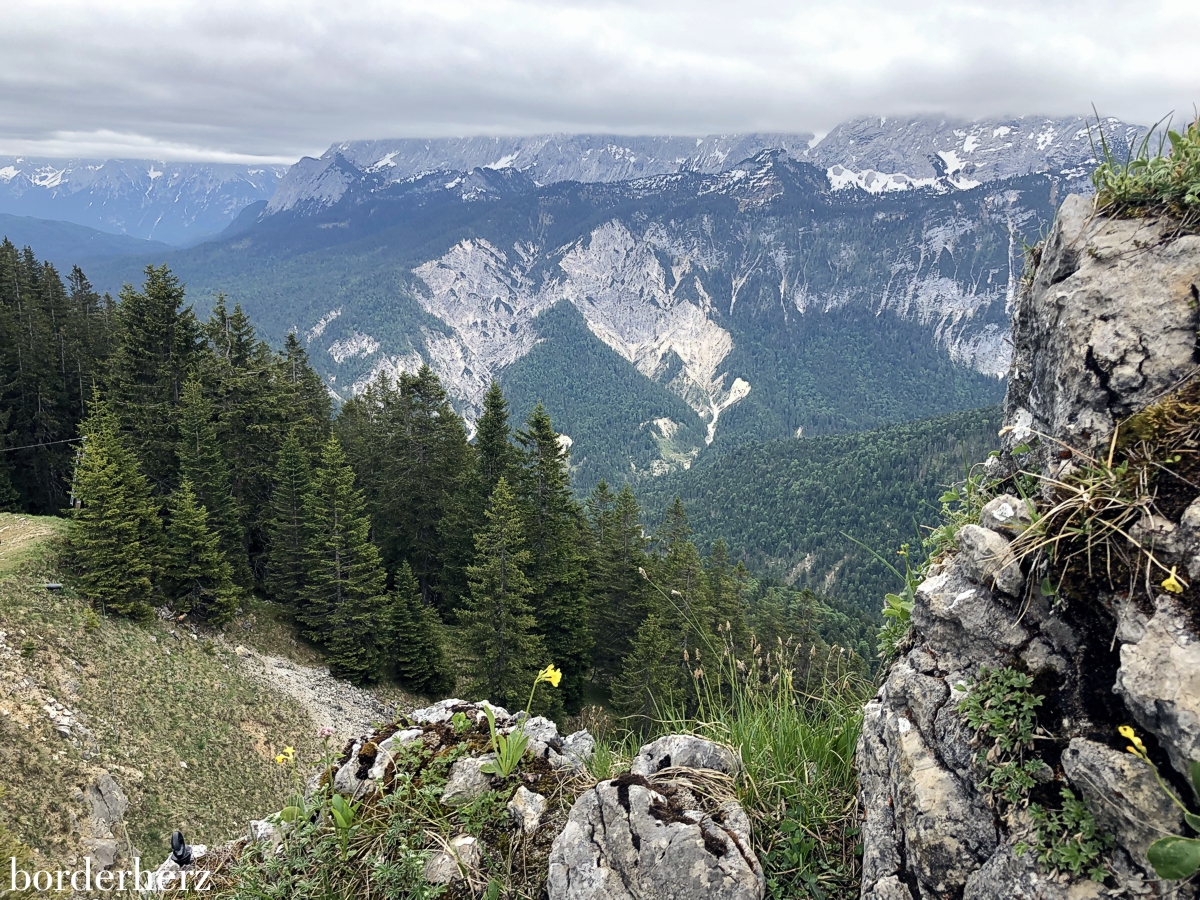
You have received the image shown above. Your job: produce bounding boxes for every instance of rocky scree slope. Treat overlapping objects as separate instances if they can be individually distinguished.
[857,194,1200,899]
[161,699,764,900]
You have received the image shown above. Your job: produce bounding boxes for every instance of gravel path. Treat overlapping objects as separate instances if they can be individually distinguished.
[234,645,393,740]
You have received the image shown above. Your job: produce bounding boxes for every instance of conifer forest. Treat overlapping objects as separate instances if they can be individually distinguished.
[0,241,875,720]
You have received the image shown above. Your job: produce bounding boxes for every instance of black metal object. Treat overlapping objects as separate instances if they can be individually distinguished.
[170,831,193,866]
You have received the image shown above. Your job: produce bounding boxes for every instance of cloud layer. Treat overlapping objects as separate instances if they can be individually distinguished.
[2,0,1196,162]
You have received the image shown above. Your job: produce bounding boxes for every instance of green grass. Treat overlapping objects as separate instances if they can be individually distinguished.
[1093,115,1200,231]
[0,514,328,865]
[653,641,867,900]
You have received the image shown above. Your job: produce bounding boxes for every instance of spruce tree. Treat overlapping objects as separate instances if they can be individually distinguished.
[279,332,332,456]
[162,479,240,624]
[69,402,161,620]
[611,614,685,723]
[460,477,546,710]
[265,427,313,609]
[298,436,386,658]
[337,367,476,614]
[0,244,112,513]
[326,590,387,684]
[106,265,202,492]
[706,540,750,653]
[203,297,286,571]
[516,403,590,712]
[386,562,455,695]
[475,381,519,498]
[177,376,251,587]
[0,404,17,511]
[588,482,652,688]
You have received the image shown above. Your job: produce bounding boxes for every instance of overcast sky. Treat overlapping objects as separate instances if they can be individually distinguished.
[0,0,1195,164]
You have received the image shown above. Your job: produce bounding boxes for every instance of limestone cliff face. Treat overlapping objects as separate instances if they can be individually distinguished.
[857,195,1200,899]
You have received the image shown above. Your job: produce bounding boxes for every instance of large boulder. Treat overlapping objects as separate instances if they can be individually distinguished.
[548,773,763,900]
[1003,194,1200,468]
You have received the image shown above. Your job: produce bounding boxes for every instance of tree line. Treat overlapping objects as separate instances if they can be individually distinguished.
[2,248,861,716]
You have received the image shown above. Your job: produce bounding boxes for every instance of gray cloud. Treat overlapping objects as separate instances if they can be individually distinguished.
[1,0,1195,162]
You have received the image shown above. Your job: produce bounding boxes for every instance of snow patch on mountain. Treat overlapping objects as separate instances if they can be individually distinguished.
[826,165,939,193]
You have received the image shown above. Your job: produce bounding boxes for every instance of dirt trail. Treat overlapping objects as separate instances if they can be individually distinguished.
[233,645,393,740]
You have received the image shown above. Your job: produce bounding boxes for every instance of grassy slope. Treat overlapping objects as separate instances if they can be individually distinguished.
[0,513,327,865]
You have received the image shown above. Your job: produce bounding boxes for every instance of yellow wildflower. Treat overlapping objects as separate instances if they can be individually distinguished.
[275,754,286,765]
[1118,725,1135,739]
[1161,567,1185,594]
[537,664,562,688]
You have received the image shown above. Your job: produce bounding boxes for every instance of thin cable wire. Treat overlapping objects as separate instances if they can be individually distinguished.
[0,437,82,453]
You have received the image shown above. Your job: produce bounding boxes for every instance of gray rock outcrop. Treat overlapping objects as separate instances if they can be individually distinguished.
[630,734,742,778]
[548,770,763,900]
[858,196,1200,900]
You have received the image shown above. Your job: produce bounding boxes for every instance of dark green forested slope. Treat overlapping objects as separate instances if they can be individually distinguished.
[1,216,170,271]
[642,405,1003,612]
[718,306,1006,446]
[501,302,707,491]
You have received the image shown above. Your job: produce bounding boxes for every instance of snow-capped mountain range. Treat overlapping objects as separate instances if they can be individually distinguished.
[0,158,288,244]
[265,115,1141,216]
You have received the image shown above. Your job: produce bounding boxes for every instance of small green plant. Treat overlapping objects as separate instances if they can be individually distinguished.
[19,638,36,659]
[957,666,1046,804]
[959,666,1113,880]
[82,607,101,633]
[480,663,562,778]
[329,792,361,861]
[877,547,917,661]
[1121,726,1200,880]
[1092,114,1200,232]
[1017,787,1113,881]
[449,711,469,734]
[957,666,1043,756]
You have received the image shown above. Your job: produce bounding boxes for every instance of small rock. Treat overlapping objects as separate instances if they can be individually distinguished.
[423,834,481,883]
[379,727,423,750]
[508,786,548,835]
[1115,595,1200,784]
[85,774,129,836]
[81,838,120,869]
[551,730,596,772]
[979,494,1033,538]
[440,755,497,806]
[1061,738,1185,864]
[548,777,763,900]
[956,524,1024,597]
[630,734,741,777]
[247,820,283,852]
[519,715,559,743]
[410,699,467,725]
[333,741,380,799]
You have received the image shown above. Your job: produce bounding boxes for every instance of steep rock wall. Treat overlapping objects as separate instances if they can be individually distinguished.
[858,195,1200,899]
